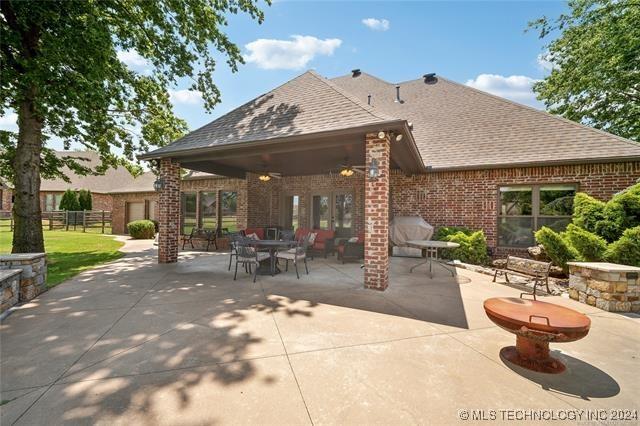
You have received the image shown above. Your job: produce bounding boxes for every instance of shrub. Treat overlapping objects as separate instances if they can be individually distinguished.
[572,193,605,233]
[563,224,607,262]
[534,226,579,273]
[604,226,640,267]
[59,189,80,211]
[611,183,640,228]
[594,201,629,242]
[440,230,490,265]
[434,226,471,241]
[77,189,92,210]
[127,220,156,239]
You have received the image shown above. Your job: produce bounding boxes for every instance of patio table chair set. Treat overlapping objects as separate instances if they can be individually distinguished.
[230,230,313,282]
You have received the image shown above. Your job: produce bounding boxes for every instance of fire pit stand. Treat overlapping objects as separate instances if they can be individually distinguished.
[484,297,591,374]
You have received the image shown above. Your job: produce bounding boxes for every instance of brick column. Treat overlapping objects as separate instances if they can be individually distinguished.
[364,132,390,290]
[158,158,181,263]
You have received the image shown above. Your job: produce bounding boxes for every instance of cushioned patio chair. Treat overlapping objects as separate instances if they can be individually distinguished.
[280,229,295,241]
[233,241,270,283]
[242,227,265,240]
[309,229,335,259]
[276,232,311,279]
[227,232,245,271]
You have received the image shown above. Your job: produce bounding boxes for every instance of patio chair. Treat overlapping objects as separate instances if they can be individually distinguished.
[234,241,270,283]
[276,232,311,279]
[227,232,245,271]
[280,229,295,241]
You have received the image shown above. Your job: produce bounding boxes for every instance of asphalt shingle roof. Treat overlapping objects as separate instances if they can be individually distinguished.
[148,70,397,157]
[42,151,155,194]
[331,72,640,170]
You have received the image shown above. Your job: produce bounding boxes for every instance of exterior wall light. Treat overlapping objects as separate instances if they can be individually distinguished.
[153,177,165,192]
[368,159,379,180]
[259,174,271,182]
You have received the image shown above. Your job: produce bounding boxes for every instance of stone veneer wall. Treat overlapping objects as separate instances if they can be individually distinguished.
[1,269,21,313]
[0,253,47,301]
[390,161,640,257]
[568,262,640,312]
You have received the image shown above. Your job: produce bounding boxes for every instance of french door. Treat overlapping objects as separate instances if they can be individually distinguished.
[310,191,354,234]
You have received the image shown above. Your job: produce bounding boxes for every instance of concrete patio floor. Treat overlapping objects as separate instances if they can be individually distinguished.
[1,240,639,425]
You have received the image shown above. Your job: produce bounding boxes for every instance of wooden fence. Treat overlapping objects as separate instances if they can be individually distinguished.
[0,210,112,233]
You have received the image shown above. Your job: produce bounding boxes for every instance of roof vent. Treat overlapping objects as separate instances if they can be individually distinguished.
[367,94,372,105]
[423,73,437,84]
[351,69,361,77]
[394,85,401,103]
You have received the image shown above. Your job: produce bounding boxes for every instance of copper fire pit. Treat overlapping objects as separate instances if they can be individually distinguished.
[484,297,591,374]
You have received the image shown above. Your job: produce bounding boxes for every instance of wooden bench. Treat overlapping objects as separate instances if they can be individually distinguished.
[181,228,218,251]
[493,255,552,300]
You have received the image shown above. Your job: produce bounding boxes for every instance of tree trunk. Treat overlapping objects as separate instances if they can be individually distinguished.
[12,88,45,253]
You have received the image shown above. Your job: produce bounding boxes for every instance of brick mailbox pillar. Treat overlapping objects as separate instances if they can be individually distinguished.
[158,158,181,263]
[364,132,391,290]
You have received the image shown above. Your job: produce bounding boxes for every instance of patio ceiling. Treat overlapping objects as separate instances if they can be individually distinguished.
[143,121,424,178]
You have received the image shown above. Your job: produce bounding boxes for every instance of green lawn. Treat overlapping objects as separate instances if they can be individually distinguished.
[0,231,124,287]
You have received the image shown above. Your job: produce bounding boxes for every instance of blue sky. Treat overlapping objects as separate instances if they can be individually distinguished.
[1,1,568,151]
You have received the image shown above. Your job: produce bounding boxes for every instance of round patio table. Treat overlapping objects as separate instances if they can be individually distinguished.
[483,297,591,374]
[405,240,460,278]
[249,239,297,276]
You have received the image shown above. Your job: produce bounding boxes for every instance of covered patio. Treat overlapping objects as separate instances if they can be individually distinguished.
[139,71,424,291]
[1,241,636,424]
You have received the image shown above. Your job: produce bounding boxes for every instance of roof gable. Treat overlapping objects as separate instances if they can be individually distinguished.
[331,72,640,169]
[147,70,396,157]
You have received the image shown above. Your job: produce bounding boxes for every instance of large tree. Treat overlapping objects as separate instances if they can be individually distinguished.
[530,0,640,142]
[1,0,266,253]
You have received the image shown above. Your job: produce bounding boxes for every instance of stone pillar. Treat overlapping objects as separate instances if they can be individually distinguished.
[158,158,181,263]
[0,253,47,301]
[364,132,390,290]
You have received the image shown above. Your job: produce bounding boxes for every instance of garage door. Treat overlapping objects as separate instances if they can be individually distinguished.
[127,202,145,226]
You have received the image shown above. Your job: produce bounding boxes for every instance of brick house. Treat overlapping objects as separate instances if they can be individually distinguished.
[142,70,637,289]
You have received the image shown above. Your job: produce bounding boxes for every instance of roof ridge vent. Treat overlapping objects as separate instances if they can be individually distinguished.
[351,69,361,77]
[367,94,372,105]
[394,84,401,103]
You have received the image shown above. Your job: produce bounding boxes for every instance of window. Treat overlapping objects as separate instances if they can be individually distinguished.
[181,192,197,235]
[498,184,576,247]
[282,195,300,230]
[199,192,217,230]
[44,193,63,211]
[221,191,238,232]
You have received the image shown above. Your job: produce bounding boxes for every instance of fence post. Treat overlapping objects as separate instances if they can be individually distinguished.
[101,210,105,234]
[49,215,52,231]
[65,210,69,231]
[82,210,86,232]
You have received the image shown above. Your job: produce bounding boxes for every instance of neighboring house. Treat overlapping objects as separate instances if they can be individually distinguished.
[2,151,161,234]
[139,69,640,282]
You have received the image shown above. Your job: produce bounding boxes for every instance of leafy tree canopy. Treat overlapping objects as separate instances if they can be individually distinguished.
[530,0,640,141]
[1,0,268,180]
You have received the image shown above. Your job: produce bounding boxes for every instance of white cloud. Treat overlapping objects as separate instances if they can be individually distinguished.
[117,49,148,68]
[169,89,203,105]
[466,74,542,108]
[536,53,556,72]
[244,35,342,70]
[362,18,390,31]
[0,111,18,132]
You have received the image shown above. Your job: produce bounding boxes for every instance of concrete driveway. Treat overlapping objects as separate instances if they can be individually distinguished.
[1,240,639,425]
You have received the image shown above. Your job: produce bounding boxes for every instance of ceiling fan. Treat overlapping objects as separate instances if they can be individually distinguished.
[258,171,281,181]
[336,157,366,177]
